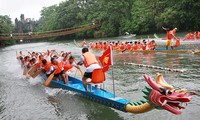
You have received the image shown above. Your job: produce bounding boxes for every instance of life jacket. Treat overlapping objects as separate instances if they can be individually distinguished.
[120,44,125,50]
[42,61,52,72]
[133,44,138,50]
[36,59,44,69]
[189,33,194,39]
[139,44,143,50]
[95,43,101,49]
[167,31,172,40]
[53,62,63,74]
[148,42,154,50]
[185,33,190,39]
[95,44,98,49]
[82,52,98,67]
[127,44,132,50]
[142,44,147,50]
[90,43,94,49]
[63,63,73,72]
[61,59,73,72]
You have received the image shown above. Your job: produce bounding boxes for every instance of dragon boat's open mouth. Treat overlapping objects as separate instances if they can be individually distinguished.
[161,99,187,109]
[159,95,191,114]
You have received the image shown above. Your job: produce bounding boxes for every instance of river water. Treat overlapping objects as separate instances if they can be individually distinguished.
[0,39,200,120]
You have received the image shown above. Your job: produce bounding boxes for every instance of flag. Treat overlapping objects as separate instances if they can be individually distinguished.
[99,46,113,72]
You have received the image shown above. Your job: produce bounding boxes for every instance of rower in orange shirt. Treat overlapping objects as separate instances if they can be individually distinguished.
[90,42,95,49]
[51,57,68,84]
[62,56,80,73]
[41,59,53,77]
[148,40,156,50]
[137,42,142,50]
[127,42,132,51]
[132,41,138,50]
[120,43,126,51]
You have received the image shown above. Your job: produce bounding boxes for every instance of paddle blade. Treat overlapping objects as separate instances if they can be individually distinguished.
[23,66,28,75]
[31,69,42,78]
[44,73,54,87]
[16,51,19,59]
[28,64,36,75]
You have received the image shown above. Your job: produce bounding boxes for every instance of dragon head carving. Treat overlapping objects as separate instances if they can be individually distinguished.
[143,73,192,115]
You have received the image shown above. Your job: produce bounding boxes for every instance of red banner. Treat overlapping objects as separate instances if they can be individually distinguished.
[99,46,113,72]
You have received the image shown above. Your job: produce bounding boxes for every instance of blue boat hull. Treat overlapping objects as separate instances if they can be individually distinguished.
[49,76,130,112]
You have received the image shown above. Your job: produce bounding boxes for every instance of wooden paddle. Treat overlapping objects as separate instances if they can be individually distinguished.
[23,66,28,75]
[16,51,21,64]
[31,69,42,78]
[171,33,178,40]
[121,48,127,53]
[16,51,19,59]
[27,64,37,76]
[154,33,160,40]
[44,71,55,87]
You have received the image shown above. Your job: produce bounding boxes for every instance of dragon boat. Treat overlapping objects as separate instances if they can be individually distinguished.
[47,72,192,115]
[114,47,198,53]
[130,48,193,53]
[73,39,199,53]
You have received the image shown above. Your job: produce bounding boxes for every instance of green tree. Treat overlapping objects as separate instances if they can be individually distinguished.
[0,15,15,46]
[37,0,200,38]
[0,15,14,34]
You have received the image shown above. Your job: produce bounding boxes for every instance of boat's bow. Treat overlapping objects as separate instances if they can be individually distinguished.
[48,74,192,115]
[125,73,192,115]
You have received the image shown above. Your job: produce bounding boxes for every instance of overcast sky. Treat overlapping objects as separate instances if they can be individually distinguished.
[0,0,64,22]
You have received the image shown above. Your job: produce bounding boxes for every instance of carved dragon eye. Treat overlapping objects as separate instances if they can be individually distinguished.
[159,88,167,95]
[159,88,172,95]
[166,90,172,95]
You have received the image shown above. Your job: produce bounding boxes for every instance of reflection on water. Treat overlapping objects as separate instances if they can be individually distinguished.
[0,74,5,119]
[0,41,200,120]
[46,91,124,120]
[0,97,5,117]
